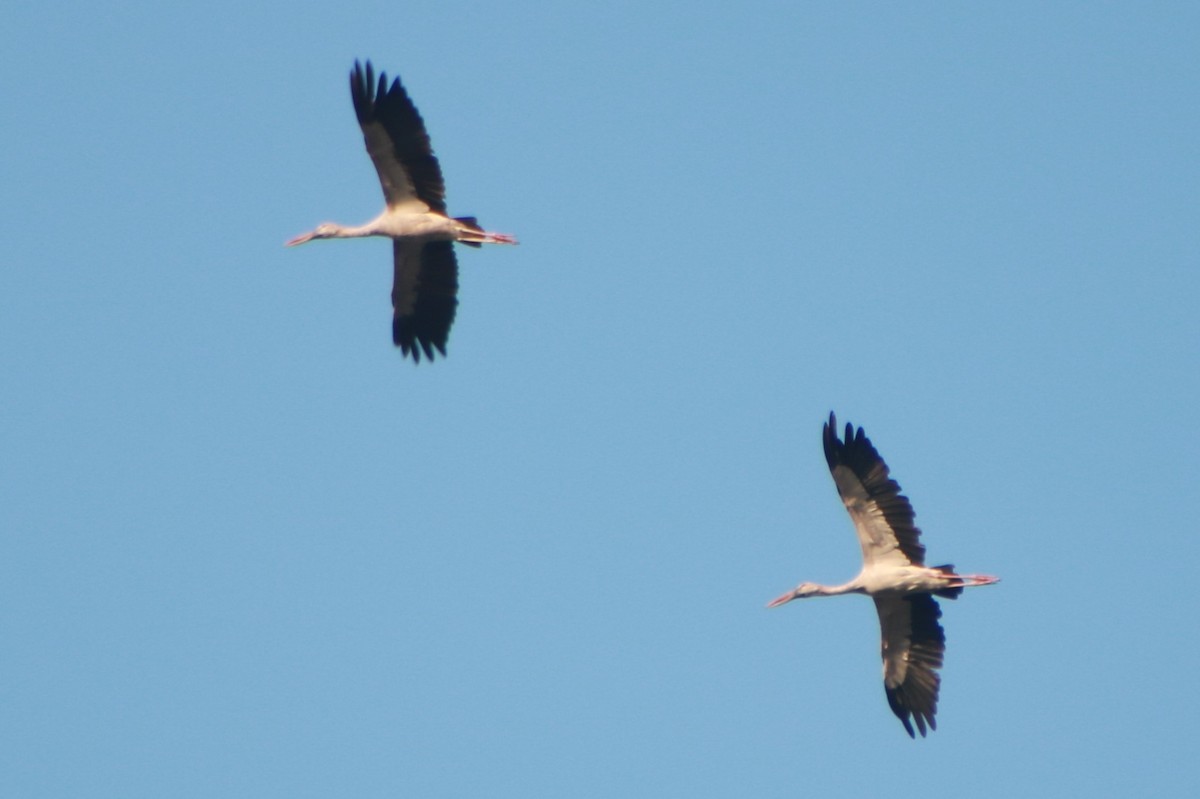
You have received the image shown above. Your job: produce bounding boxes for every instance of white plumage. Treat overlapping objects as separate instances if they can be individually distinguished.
[768,413,998,737]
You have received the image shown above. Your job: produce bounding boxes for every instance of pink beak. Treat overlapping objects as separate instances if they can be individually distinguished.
[766,590,798,609]
[285,232,315,247]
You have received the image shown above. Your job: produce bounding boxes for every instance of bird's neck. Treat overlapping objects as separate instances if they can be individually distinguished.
[333,222,379,239]
[817,578,866,596]
[327,211,395,239]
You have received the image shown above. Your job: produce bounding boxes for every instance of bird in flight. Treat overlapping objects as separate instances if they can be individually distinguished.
[287,60,516,362]
[767,413,999,737]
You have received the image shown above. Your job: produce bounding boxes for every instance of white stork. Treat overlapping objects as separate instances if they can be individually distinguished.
[767,413,998,737]
[287,60,516,362]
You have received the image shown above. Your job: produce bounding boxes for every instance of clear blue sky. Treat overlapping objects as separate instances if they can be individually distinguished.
[3,1,1198,796]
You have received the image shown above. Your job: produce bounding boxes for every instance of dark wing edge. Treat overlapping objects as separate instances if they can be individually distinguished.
[875,594,946,738]
[823,412,926,565]
[351,60,447,212]
[391,240,458,363]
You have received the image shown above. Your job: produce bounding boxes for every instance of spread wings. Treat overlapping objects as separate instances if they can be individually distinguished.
[823,412,926,568]
[874,594,946,738]
[392,240,458,362]
[351,61,447,212]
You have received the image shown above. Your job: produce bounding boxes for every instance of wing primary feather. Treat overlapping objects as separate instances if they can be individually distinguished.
[391,240,458,364]
[824,412,926,565]
[351,60,448,212]
[877,594,946,738]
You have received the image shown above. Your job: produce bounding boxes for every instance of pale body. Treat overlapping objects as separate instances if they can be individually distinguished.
[294,205,499,244]
[789,563,973,599]
[768,413,999,737]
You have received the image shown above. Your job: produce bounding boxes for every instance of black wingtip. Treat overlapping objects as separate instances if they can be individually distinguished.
[823,412,840,471]
[392,324,447,365]
[886,689,918,738]
[392,317,450,365]
[822,412,867,473]
[352,59,374,91]
[351,60,374,122]
[377,70,389,104]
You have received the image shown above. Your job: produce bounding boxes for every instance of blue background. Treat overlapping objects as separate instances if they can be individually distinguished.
[3,2,1198,796]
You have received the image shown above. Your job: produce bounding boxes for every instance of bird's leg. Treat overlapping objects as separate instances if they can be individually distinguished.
[452,219,518,246]
[462,229,517,245]
[951,573,1000,587]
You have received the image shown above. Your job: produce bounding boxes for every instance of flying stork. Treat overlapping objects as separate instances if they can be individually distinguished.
[287,60,516,362]
[767,413,998,737]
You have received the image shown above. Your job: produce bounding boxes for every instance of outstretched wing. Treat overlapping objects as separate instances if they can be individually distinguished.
[874,594,945,737]
[392,240,458,362]
[351,60,447,213]
[823,412,925,568]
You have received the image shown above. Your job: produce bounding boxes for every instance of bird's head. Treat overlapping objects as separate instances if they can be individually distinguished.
[285,223,340,247]
[766,582,822,608]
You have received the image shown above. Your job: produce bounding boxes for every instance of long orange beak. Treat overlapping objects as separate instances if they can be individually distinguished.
[766,590,797,608]
[285,231,315,247]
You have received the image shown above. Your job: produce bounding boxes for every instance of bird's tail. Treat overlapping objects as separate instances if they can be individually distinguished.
[454,216,518,247]
[454,217,483,248]
[932,564,964,599]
